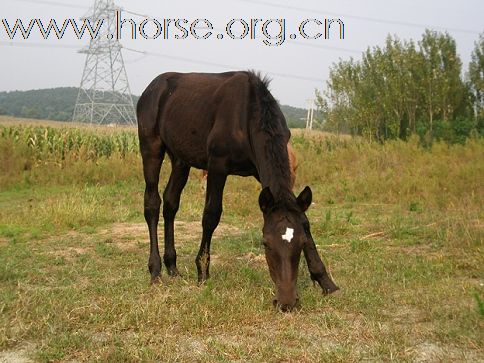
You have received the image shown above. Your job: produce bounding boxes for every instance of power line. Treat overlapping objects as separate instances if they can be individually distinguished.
[2,0,363,82]
[288,40,362,54]
[123,47,325,82]
[200,25,365,55]
[0,40,79,49]
[5,1,366,54]
[125,53,148,64]
[0,41,326,82]
[234,0,481,35]
[13,0,147,17]
[15,0,87,10]
[122,9,149,18]
[9,0,482,35]
[0,38,363,57]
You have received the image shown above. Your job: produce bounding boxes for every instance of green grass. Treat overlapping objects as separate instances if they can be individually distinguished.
[0,121,483,362]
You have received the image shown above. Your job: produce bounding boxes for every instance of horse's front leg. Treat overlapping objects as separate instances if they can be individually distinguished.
[303,230,340,294]
[162,160,190,276]
[196,172,227,283]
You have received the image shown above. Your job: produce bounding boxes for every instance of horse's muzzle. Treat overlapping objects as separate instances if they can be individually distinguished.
[273,298,301,312]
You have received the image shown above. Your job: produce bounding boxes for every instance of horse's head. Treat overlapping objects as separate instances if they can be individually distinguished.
[258,186,313,311]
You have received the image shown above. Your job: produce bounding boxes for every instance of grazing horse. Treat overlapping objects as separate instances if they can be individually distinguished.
[137,71,339,311]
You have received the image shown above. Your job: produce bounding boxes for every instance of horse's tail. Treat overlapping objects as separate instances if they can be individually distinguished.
[137,73,174,156]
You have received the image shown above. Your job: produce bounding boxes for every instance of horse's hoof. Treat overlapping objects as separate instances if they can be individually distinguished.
[311,274,340,295]
[150,275,162,285]
[197,275,209,285]
[167,267,180,277]
[323,284,340,295]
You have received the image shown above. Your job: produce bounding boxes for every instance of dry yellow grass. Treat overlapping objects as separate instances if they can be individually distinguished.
[0,115,136,132]
[0,117,482,362]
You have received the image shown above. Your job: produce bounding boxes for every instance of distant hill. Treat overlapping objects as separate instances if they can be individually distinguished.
[279,104,307,128]
[0,88,81,122]
[0,88,308,128]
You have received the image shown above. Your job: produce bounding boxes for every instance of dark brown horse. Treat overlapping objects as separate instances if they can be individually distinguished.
[137,71,338,311]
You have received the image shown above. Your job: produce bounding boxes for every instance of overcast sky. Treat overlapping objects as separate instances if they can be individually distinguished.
[1,0,483,108]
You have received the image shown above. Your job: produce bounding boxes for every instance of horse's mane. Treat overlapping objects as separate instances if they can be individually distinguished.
[247,71,293,199]
[247,71,279,135]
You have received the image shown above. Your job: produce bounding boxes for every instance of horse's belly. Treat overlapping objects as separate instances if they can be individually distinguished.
[160,106,213,168]
[227,159,258,177]
[164,132,209,169]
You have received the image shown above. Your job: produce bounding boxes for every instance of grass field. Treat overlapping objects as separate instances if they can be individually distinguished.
[0,116,483,362]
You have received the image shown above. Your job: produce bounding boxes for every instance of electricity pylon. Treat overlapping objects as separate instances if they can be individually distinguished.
[73,0,136,125]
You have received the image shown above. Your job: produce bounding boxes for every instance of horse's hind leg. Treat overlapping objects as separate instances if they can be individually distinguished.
[141,142,165,283]
[162,159,190,276]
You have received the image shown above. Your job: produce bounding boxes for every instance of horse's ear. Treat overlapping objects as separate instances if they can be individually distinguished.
[297,186,312,212]
[259,187,274,213]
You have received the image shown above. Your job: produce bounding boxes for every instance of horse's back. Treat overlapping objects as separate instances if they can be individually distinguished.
[140,72,253,171]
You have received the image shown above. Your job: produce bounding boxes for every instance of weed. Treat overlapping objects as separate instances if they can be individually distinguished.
[474,292,484,317]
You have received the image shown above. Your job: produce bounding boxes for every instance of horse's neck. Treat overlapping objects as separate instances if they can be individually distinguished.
[254,137,293,198]
[260,173,293,199]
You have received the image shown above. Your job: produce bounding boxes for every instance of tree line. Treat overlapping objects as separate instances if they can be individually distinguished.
[0,88,308,128]
[0,88,79,122]
[317,30,484,143]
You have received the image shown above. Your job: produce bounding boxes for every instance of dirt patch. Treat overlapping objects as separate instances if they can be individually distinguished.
[47,246,90,260]
[385,244,446,260]
[413,342,444,362]
[169,335,208,360]
[411,341,484,363]
[44,221,242,257]
[238,252,266,265]
[0,343,35,363]
[382,306,427,325]
[101,222,241,251]
[107,223,147,239]
[0,237,8,247]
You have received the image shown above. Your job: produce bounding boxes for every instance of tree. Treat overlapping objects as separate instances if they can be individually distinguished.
[419,31,465,134]
[468,32,484,135]
[317,30,473,143]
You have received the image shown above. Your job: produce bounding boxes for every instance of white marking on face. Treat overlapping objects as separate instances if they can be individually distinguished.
[282,227,294,243]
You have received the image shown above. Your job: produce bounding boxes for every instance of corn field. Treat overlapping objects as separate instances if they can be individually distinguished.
[0,125,359,162]
[0,125,139,160]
